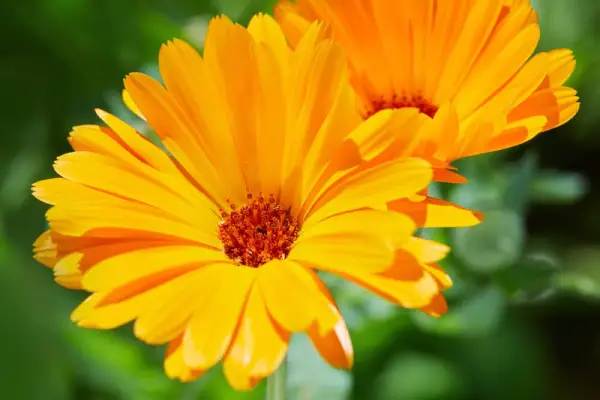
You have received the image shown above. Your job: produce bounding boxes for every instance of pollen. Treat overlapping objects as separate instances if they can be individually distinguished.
[365,92,439,119]
[218,193,300,268]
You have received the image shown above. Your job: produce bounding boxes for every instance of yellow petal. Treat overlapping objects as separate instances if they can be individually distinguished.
[54,252,84,289]
[33,230,57,268]
[291,210,415,274]
[202,16,264,195]
[183,264,255,369]
[435,1,504,102]
[454,23,541,117]
[280,20,353,208]
[424,263,453,290]
[95,109,178,175]
[158,39,247,201]
[223,284,290,391]
[334,250,441,309]
[546,49,576,87]
[164,338,205,382]
[258,260,320,332]
[122,89,145,120]
[299,209,415,244]
[53,152,218,227]
[82,245,228,292]
[388,196,483,228]
[72,268,204,329]
[133,265,222,345]
[124,72,230,207]
[47,200,219,247]
[247,13,292,73]
[305,157,432,225]
[33,178,112,206]
[402,237,450,264]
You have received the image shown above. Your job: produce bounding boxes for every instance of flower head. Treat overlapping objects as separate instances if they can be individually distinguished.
[275,0,579,228]
[33,14,453,390]
[276,0,579,164]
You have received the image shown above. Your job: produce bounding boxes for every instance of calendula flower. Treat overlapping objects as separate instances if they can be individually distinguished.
[33,14,454,390]
[275,0,580,226]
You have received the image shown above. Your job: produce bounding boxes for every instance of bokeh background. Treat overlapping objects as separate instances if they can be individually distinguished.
[1,0,599,399]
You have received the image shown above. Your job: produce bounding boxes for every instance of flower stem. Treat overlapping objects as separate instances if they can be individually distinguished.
[266,357,287,400]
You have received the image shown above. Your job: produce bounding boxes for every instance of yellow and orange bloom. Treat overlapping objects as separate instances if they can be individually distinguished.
[33,14,454,389]
[275,0,580,225]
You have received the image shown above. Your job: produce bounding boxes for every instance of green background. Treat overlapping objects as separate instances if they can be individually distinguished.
[1,0,599,399]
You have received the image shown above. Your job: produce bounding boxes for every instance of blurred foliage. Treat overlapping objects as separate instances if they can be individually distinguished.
[0,0,599,399]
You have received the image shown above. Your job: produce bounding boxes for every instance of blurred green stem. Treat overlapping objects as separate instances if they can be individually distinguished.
[266,357,287,400]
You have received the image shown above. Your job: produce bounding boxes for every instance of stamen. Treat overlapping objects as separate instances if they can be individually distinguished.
[364,92,439,119]
[218,194,300,268]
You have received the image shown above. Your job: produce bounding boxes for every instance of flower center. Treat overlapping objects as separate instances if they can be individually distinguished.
[218,193,300,268]
[364,93,439,119]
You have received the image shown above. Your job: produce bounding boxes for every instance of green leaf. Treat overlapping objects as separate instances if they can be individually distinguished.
[531,170,588,205]
[202,369,264,400]
[554,271,600,298]
[213,0,253,20]
[0,253,71,400]
[411,286,505,337]
[323,275,396,329]
[287,335,352,400]
[64,327,176,399]
[375,353,465,400]
[504,151,538,213]
[447,176,504,212]
[182,15,211,49]
[494,252,560,302]
[554,246,600,298]
[452,209,525,273]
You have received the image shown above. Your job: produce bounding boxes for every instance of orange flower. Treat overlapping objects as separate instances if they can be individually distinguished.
[33,14,453,390]
[275,0,579,225]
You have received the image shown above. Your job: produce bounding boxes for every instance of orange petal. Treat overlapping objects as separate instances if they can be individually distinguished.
[419,292,449,317]
[307,317,354,370]
[433,168,468,184]
[274,0,317,48]
[509,86,579,133]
